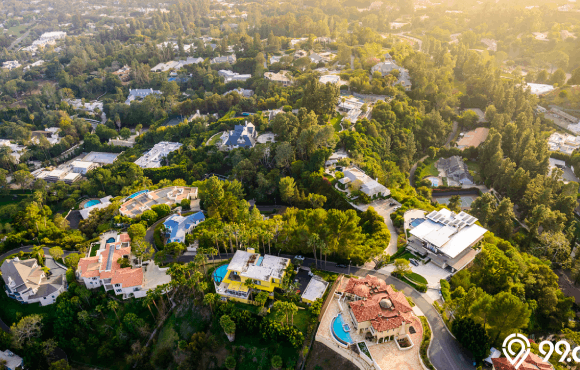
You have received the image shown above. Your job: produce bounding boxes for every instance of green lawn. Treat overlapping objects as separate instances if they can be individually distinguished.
[207,132,223,146]
[7,23,29,35]
[330,114,343,132]
[0,290,52,326]
[405,272,428,285]
[442,177,449,186]
[89,243,100,257]
[266,308,311,334]
[388,251,415,263]
[418,158,439,179]
[466,161,481,174]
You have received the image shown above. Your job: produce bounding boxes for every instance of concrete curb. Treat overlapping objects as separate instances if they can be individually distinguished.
[431,303,456,340]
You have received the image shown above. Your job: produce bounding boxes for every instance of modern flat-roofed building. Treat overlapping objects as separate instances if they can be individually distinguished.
[214,248,290,303]
[301,275,329,304]
[134,141,182,168]
[408,209,487,272]
[82,151,121,165]
[71,161,98,175]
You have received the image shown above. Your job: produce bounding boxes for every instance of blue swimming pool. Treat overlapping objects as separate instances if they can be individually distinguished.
[128,190,148,199]
[410,219,426,228]
[106,237,116,243]
[213,264,229,284]
[84,199,101,208]
[256,256,264,266]
[332,313,353,345]
[431,179,439,187]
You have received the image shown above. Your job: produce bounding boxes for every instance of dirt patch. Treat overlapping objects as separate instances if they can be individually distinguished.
[555,269,580,303]
[304,341,359,370]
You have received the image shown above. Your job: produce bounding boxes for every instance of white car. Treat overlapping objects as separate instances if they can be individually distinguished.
[295,255,305,261]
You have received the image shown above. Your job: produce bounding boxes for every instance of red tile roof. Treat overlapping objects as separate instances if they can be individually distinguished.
[492,353,554,370]
[78,233,145,288]
[344,275,413,334]
[111,268,143,288]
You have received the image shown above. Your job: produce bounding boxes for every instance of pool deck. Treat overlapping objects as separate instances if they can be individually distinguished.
[317,295,424,370]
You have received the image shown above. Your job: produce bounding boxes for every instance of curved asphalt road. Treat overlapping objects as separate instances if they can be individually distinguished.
[185,251,474,370]
[311,259,474,370]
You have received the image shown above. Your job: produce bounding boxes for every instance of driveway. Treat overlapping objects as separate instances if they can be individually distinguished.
[357,199,400,255]
[411,263,451,289]
[298,257,474,370]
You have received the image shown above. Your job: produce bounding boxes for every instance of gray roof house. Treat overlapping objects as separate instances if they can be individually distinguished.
[1,257,67,306]
[224,122,257,150]
[125,88,162,105]
[211,54,237,64]
[436,156,474,185]
[370,61,412,91]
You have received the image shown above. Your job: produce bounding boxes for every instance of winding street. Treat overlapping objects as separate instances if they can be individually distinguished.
[182,251,473,370]
[301,258,475,370]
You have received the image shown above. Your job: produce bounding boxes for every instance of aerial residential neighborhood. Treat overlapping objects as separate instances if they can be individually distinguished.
[0,0,578,369]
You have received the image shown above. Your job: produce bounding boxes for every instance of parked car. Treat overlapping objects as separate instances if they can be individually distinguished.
[394,206,400,211]
[409,259,419,266]
[336,263,347,268]
[389,202,396,206]
[295,255,305,261]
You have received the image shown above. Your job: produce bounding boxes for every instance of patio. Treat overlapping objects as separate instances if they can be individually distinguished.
[317,294,424,370]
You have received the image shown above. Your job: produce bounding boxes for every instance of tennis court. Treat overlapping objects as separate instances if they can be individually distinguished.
[433,195,477,208]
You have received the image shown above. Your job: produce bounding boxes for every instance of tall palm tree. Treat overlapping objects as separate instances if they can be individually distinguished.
[107,300,120,323]
[308,234,320,269]
[146,289,160,313]
[203,293,220,314]
[142,293,156,320]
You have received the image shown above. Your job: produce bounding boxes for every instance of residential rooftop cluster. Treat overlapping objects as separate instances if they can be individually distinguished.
[119,186,198,218]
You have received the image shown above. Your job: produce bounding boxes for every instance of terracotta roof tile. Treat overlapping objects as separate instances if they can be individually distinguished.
[344,275,413,334]
[491,354,554,370]
[111,268,143,287]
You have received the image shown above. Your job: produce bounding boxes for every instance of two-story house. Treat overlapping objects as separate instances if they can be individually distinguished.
[163,211,205,244]
[338,275,414,344]
[213,248,290,303]
[77,232,171,299]
[1,257,67,306]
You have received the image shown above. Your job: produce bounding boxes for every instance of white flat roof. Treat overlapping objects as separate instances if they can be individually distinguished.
[301,277,328,302]
[83,152,120,164]
[72,161,96,169]
[410,209,487,258]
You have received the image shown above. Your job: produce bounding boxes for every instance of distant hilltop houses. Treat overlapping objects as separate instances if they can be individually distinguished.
[125,88,162,105]
[22,31,66,53]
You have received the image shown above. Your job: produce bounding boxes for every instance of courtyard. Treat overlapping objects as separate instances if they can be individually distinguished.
[316,290,424,370]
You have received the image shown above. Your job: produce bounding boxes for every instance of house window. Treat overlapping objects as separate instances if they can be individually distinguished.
[115,284,121,287]
[254,281,261,286]
[116,289,122,293]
